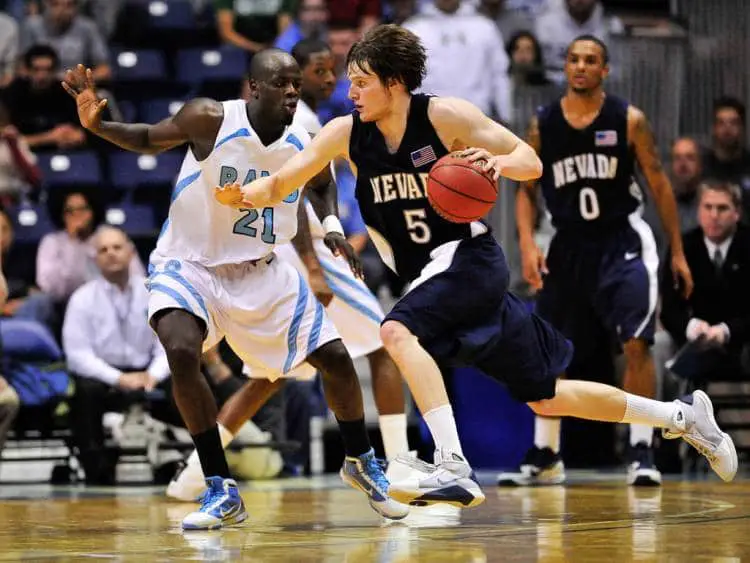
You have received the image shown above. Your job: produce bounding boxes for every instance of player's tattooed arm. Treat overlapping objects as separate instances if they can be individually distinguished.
[62,65,221,154]
[291,194,334,306]
[630,106,693,298]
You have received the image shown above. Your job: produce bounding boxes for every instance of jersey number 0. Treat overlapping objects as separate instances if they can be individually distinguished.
[579,187,601,220]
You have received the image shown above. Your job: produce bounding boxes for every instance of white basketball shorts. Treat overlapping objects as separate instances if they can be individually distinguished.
[147,255,339,381]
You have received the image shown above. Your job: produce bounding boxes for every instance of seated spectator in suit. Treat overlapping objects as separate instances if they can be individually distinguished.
[0,208,56,328]
[36,190,145,306]
[1,45,86,151]
[0,253,21,463]
[62,226,175,485]
[660,180,750,383]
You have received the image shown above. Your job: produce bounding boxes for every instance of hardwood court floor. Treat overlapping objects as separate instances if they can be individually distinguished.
[0,473,748,561]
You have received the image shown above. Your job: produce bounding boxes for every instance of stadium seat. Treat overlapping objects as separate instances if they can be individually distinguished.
[105,203,157,236]
[139,98,187,124]
[112,49,167,82]
[143,0,196,30]
[36,151,102,189]
[109,151,182,190]
[12,204,55,243]
[176,46,246,87]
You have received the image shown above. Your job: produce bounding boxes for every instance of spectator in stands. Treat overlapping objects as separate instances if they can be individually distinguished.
[703,97,750,211]
[0,250,20,464]
[645,137,703,254]
[274,0,329,52]
[404,0,511,122]
[0,12,19,88]
[317,23,358,124]
[0,102,42,207]
[0,208,56,327]
[215,0,297,54]
[383,0,417,25]
[1,45,86,151]
[36,190,145,305]
[20,0,111,83]
[660,181,750,383]
[478,0,534,42]
[327,0,381,32]
[506,30,551,87]
[534,0,622,83]
[62,226,172,485]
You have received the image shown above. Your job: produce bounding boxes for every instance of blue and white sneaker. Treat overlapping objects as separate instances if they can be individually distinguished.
[388,449,485,508]
[340,448,409,520]
[181,476,248,530]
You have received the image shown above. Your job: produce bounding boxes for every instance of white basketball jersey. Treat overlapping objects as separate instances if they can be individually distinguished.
[151,100,310,266]
[292,100,326,240]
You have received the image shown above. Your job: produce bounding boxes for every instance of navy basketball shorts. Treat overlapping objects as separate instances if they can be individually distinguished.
[536,214,659,347]
[385,233,573,403]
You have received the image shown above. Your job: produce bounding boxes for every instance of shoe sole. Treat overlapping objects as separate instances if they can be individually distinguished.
[693,390,738,482]
[628,472,662,487]
[389,482,486,508]
[182,509,248,531]
[339,469,409,520]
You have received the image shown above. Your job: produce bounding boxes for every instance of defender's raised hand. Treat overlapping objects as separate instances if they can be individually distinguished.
[61,64,108,131]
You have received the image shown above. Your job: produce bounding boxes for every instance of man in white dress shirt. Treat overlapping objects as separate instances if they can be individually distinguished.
[63,226,173,485]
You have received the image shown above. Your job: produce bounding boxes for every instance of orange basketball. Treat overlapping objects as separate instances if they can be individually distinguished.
[427,152,498,223]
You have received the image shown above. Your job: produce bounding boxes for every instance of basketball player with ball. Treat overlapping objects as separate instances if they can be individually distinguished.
[215,25,738,507]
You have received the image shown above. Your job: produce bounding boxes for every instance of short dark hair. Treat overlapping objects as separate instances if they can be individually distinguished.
[23,44,60,69]
[291,38,330,69]
[346,24,426,92]
[713,96,746,125]
[699,179,742,209]
[567,34,609,65]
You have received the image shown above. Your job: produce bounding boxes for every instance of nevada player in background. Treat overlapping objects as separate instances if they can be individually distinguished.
[62,51,407,530]
[504,35,694,487]
[215,25,736,507]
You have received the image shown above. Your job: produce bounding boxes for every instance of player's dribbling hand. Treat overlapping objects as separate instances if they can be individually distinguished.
[214,183,250,209]
[520,239,547,292]
[324,233,364,279]
[460,147,506,182]
[309,270,334,307]
[61,64,108,132]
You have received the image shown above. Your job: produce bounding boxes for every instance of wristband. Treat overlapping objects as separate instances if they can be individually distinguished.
[322,215,345,235]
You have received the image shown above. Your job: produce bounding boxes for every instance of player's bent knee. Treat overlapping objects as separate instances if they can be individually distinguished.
[380,321,414,352]
[308,339,355,378]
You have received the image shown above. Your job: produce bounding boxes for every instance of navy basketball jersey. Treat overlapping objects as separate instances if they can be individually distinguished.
[349,94,486,281]
[537,95,640,231]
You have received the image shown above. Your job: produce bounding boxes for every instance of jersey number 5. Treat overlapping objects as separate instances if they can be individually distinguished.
[403,209,431,244]
[579,187,601,221]
[233,207,276,243]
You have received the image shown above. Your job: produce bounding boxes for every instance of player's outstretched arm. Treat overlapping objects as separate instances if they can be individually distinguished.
[629,106,693,298]
[62,65,220,154]
[217,116,351,209]
[430,97,542,181]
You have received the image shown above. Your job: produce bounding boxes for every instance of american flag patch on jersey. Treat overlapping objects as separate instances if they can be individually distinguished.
[410,145,437,167]
[595,130,618,146]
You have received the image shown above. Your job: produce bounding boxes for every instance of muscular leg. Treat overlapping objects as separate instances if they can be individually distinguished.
[368,347,410,461]
[622,338,657,447]
[153,309,230,479]
[380,320,464,457]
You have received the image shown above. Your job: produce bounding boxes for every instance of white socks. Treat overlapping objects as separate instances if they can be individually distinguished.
[534,416,561,453]
[378,413,410,461]
[622,394,679,430]
[423,404,464,457]
[629,423,654,446]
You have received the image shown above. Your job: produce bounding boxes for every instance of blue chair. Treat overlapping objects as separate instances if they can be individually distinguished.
[112,49,167,82]
[105,203,156,236]
[37,151,102,188]
[12,204,55,243]
[176,46,246,87]
[109,151,182,190]
[143,0,196,30]
[139,98,187,124]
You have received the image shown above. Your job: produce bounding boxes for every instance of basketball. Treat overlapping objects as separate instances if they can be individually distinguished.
[427,152,498,223]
